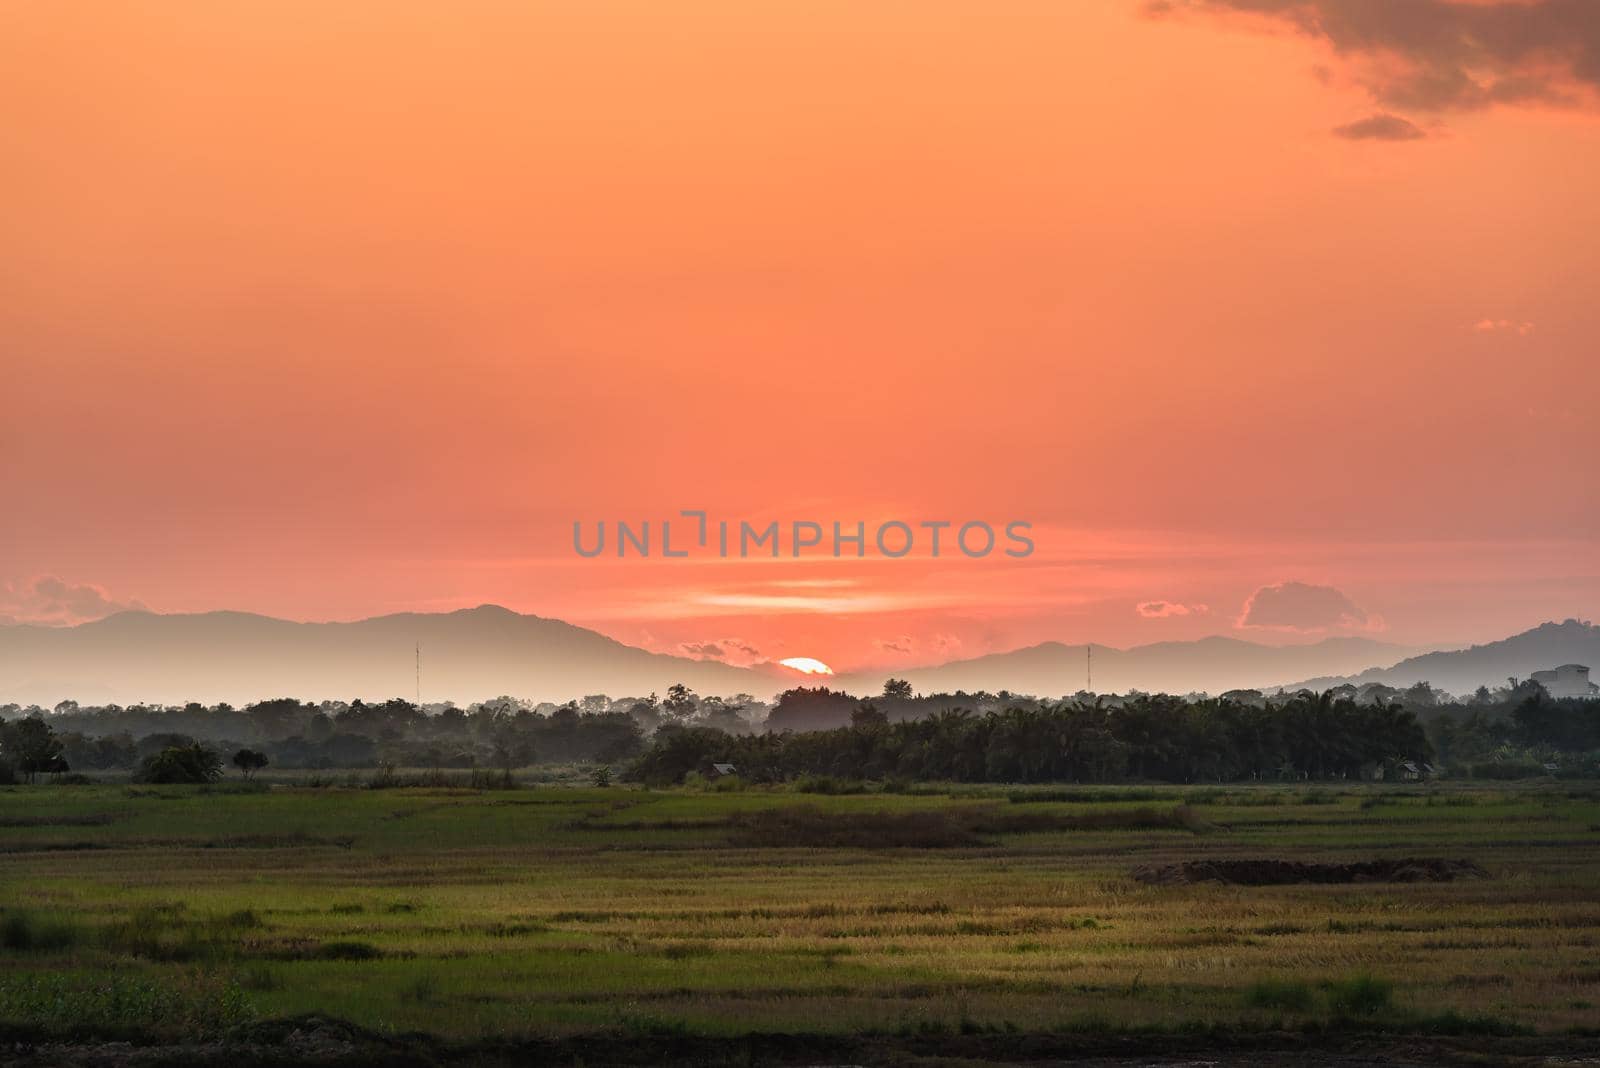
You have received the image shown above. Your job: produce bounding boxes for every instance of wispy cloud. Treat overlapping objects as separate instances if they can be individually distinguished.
[688,592,917,615]
[1137,600,1210,618]
[1473,318,1535,335]
[678,637,764,665]
[767,578,859,589]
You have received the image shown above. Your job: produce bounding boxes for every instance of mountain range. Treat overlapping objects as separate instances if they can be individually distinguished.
[0,607,1593,707]
[1280,619,1600,696]
[0,606,757,707]
[829,635,1417,699]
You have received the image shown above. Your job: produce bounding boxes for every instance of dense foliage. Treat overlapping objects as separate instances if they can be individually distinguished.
[0,716,66,783]
[0,697,650,774]
[629,692,1437,785]
[1,677,1595,784]
[135,743,225,784]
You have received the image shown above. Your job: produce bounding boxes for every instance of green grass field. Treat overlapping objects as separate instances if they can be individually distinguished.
[2,780,1598,1060]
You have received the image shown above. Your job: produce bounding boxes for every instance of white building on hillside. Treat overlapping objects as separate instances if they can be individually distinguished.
[1530,664,1600,699]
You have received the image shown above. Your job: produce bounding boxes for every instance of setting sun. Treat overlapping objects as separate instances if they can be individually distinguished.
[779,657,834,676]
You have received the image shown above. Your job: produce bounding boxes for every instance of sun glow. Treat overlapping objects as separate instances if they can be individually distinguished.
[779,656,834,676]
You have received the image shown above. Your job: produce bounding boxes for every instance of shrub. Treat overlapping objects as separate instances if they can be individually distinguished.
[135,744,223,785]
[237,963,280,992]
[974,805,1207,835]
[1325,973,1393,1016]
[1,912,80,953]
[1412,1010,1532,1036]
[231,749,269,779]
[1244,978,1315,1011]
[315,940,383,960]
[403,972,440,1003]
[101,906,202,961]
[795,775,868,795]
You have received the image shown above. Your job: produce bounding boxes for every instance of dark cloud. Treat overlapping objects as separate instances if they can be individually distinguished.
[1238,581,1368,631]
[1332,112,1426,140]
[1148,1,1600,128]
[678,638,762,664]
[875,636,913,654]
[0,576,147,626]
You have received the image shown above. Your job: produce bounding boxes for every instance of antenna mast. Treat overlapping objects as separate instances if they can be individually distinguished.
[415,642,421,706]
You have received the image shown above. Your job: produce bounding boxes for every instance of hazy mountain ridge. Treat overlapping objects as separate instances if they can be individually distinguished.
[0,605,757,706]
[3,608,1591,707]
[832,635,1417,699]
[1283,619,1600,695]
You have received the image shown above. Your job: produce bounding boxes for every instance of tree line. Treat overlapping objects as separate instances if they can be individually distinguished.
[0,697,650,783]
[632,681,1599,784]
[2,676,1596,785]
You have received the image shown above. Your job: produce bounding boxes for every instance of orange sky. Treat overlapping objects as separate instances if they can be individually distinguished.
[3,1,1596,671]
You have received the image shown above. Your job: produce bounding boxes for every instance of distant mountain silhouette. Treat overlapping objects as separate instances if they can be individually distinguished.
[831,636,1415,699]
[3,607,1588,707]
[0,605,760,706]
[1283,619,1600,696]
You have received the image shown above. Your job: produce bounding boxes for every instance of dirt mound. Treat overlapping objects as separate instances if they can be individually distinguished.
[1131,857,1487,886]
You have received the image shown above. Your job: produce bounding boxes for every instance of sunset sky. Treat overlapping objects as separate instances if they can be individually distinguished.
[3,1,1597,672]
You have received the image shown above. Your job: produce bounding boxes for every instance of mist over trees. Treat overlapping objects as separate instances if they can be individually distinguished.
[0,675,1595,785]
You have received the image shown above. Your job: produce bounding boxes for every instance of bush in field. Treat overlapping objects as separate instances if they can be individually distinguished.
[231,748,269,779]
[315,940,382,960]
[135,743,224,784]
[1244,978,1315,1011]
[1,911,81,952]
[795,775,869,795]
[1325,973,1393,1016]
